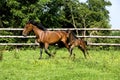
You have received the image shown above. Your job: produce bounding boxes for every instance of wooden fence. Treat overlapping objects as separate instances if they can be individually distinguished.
[0,28,120,46]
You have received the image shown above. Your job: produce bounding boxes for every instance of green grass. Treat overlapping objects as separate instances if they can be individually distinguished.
[0,48,120,80]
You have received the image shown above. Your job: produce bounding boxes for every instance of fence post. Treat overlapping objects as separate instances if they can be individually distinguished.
[82,28,86,40]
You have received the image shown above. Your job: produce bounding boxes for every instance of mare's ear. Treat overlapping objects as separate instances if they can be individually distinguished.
[66,30,68,33]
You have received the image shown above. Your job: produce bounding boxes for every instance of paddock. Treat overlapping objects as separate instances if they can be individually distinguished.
[0,48,120,80]
[0,28,120,80]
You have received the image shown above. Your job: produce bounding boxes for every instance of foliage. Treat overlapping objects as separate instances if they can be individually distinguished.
[110,31,120,49]
[0,0,111,28]
[0,48,120,80]
[0,31,14,43]
[0,0,50,28]
[1,0,119,49]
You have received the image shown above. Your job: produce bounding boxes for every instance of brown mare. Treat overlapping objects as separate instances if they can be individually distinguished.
[22,20,70,59]
[68,31,89,59]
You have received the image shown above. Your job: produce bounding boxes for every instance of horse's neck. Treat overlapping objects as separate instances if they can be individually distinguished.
[69,33,76,41]
[33,26,43,37]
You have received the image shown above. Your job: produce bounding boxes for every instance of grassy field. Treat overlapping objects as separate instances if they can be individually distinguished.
[0,48,120,80]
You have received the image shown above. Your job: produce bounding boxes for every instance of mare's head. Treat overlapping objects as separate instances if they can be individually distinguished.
[22,20,35,37]
[22,20,47,37]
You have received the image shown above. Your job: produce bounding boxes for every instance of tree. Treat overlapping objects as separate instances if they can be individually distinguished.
[0,0,112,46]
[0,0,50,28]
[0,0,50,44]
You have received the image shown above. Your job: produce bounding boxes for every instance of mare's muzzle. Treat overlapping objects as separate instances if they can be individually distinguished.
[22,33,27,37]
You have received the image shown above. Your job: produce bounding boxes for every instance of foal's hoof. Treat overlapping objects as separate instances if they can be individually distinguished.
[50,55,55,58]
[53,52,56,55]
[38,57,42,60]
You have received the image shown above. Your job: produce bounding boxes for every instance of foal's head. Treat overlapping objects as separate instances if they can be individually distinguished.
[22,21,34,37]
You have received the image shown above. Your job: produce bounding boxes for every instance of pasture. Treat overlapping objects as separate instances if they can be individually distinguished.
[0,48,120,80]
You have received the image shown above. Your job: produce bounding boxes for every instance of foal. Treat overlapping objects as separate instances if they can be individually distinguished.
[68,30,89,59]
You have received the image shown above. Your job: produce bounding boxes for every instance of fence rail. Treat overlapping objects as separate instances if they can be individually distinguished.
[0,36,120,38]
[0,28,120,46]
[0,36,36,38]
[0,28,120,31]
[0,43,119,46]
[0,43,38,46]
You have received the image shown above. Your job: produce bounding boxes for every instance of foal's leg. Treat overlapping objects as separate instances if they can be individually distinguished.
[80,41,90,59]
[85,48,90,58]
[78,46,87,59]
[69,45,75,57]
[83,48,90,59]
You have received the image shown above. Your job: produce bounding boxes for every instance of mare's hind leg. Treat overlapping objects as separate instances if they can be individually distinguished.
[62,41,71,57]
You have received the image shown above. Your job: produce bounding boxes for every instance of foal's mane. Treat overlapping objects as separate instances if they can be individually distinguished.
[68,31,78,42]
[28,20,47,31]
[70,31,78,39]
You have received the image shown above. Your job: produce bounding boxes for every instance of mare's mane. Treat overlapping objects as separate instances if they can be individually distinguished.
[28,20,47,31]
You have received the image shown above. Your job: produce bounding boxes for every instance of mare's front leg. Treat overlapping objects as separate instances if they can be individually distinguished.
[39,43,44,59]
[35,39,39,45]
[44,43,53,58]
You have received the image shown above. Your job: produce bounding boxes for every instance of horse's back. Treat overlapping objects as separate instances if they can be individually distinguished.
[40,31,62,44]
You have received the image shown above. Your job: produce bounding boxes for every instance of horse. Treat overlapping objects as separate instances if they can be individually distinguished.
[67,30,89,59]
[22,20,70,59]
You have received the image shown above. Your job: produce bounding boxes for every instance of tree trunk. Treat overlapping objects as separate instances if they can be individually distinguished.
[71,7,79,36]
[0,17,3,28]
